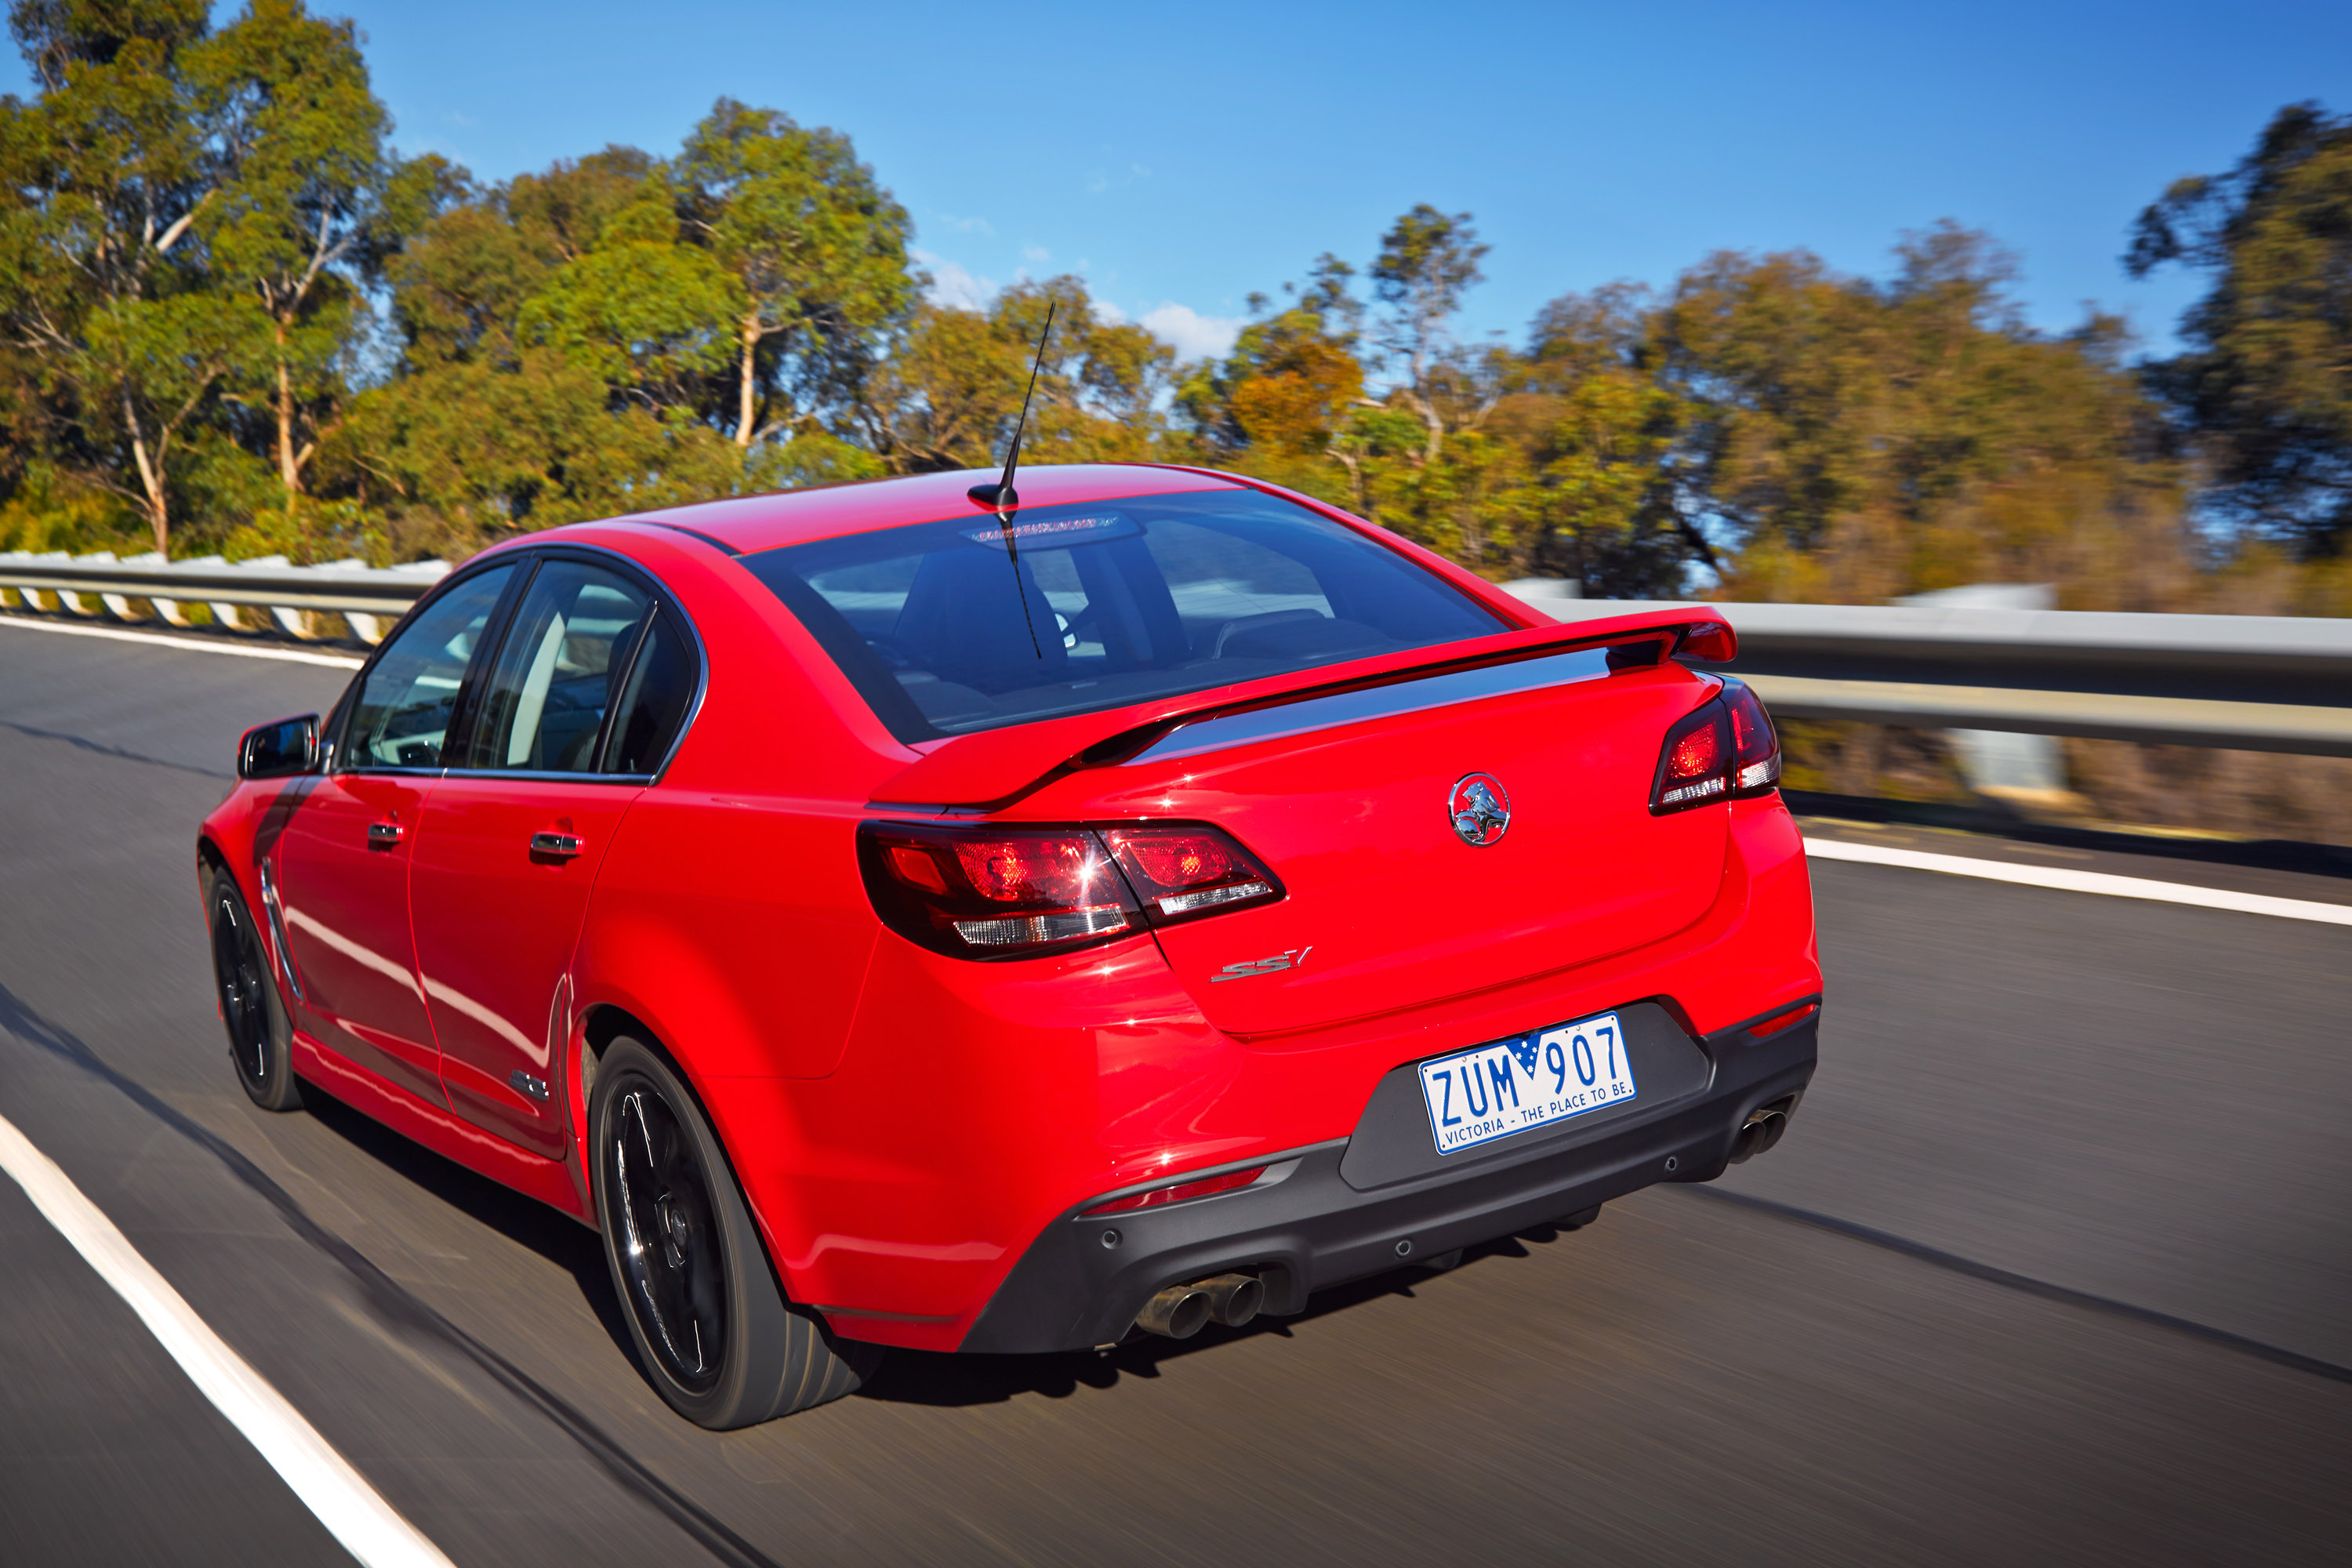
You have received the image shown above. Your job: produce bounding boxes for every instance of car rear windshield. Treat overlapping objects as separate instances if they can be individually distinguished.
[741,488,1510,742]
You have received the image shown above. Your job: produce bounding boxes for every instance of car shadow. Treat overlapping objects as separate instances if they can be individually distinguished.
[266,1053,1596,1415]
[854,1222,1580,1409]
[292,1079,640,1367]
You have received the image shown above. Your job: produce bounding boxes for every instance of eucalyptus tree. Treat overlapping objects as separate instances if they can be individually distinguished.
[1368,205,1490,466]
[852,277,1174,474]
[187,0,445,516]
[0,0,223,550]
[2129,102,2352,557]
[676,98,913,447]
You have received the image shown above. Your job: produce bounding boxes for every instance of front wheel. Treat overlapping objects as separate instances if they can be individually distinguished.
[207,867,299,1111]
[590,1036,879,1427]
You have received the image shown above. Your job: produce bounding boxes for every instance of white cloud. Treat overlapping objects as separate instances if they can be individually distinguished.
[1138,303,1243,361]
[1092,298,1127,325]
[935,213,994,235]
[1022,243,1051,263]
[912,248,995,312]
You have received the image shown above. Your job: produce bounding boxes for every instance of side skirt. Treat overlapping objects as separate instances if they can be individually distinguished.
[290,1029,593,1225]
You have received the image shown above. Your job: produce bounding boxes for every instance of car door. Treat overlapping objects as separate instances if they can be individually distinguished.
[410,555,700,1156]
[275,563,519,1104]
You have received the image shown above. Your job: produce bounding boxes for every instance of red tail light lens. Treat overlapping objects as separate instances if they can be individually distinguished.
[1652,700,1733,813]
[858,820,1283,957]
[1102,824,1281,924]
[859,822,1139,959]
[1650,680,1781,815]
[1081,1166,1267,1217]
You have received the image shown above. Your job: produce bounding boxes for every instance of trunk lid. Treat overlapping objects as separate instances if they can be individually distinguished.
[1026,652,1726,1035]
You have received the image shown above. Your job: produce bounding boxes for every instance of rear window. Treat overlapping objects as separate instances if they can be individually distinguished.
[741,488,1509,741]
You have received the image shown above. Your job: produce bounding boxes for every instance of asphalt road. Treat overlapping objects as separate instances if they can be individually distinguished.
[2,615,2348,1567]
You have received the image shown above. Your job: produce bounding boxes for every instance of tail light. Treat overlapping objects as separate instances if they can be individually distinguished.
[1102,825,1279,924]
[1724,681,1781,793]
[858,820,1281,959]
[1650,680,1780,815]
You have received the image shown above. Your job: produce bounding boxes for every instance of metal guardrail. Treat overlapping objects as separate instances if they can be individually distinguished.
[2,553,2345,757]
[0,550,448,643]
[1504,585,2352,758]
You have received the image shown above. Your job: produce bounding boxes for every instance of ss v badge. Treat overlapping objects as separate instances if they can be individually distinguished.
[1210,946,1313,982]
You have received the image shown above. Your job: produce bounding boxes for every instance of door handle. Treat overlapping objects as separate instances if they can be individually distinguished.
[367,821,404,848]
[530,831,584,859]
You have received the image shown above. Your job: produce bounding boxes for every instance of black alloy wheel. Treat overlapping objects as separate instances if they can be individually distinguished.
[607,1083,728,1393]
[590,1036,880,1427]
[208,869,299,1110]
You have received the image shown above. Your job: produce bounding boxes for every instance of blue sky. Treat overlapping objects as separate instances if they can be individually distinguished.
[12,2,2348,361]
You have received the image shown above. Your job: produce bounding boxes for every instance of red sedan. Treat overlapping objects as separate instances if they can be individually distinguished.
[199,463,1821,1427]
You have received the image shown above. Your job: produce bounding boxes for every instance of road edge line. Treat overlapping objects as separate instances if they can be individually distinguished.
[0,1109,456,1568]
[0,611,365,668]
[1804,835,2352,927]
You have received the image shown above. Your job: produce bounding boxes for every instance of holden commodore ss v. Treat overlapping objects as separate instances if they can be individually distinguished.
[199,462,1821,1428]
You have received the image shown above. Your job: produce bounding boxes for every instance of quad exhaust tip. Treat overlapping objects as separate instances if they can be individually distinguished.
[1136,1272,1263,1338]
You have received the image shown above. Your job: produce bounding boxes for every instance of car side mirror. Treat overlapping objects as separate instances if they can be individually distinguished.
[238,714,321,779]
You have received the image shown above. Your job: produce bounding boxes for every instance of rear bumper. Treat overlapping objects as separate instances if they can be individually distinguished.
[959,1004,1818,1353]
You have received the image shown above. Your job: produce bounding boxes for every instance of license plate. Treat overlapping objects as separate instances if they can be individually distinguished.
[1417,1011,1637,1155]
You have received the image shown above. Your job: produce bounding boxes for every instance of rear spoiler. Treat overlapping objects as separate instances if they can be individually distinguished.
[869,608,1735,811]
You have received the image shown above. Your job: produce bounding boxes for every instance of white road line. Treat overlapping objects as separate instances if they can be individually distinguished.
[1805,836,2352,927]
[0,612,364,668]
[0,1110,456,1568]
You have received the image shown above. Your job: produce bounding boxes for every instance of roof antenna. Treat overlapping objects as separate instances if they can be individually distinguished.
[969,301,1054,659]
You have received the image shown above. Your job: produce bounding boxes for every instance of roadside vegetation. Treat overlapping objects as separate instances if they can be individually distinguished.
[2,2,2347,833]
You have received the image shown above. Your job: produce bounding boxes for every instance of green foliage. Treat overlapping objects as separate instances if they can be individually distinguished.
[0,456,129,549]
[1651,223,2185,604]
[677,98,914,445]
[517,227,742,397]
[185,0,430,510]
[855,277,1176,474]
[0,20,2334,637]
[2129,103,2352,557]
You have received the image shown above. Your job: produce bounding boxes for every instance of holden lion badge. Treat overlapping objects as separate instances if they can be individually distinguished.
[1448,773,1512,847]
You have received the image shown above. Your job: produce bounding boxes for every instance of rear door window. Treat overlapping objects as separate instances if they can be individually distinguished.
[743,489,1504,742]
[461,561,655,771]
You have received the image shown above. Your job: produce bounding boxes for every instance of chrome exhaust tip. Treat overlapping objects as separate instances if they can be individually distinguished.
[1730,1105,1789,1163]
[1196,1272,1263,1328]
[1135,1283,1213,1339]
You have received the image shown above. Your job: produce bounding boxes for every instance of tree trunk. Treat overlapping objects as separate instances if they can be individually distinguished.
[733,317,760,446]
[124,394,169,556]
[1410,392,1444,466]
[1334,449,1366,515]
[274,326,300,514]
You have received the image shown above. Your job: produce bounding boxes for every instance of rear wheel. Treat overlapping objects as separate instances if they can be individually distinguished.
[590,1036,880,1427]
[207,868,299,1111]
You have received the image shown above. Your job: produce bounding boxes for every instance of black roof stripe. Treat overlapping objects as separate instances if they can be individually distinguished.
[636,521,742,557]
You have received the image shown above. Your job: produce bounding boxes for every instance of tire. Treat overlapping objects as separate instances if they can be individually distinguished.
[590,1036,880,1427]
[206,866,300,1111]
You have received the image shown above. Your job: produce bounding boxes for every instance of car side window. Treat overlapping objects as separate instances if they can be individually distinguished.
[345,565,517,770]
[463,561,655,772]
[603,611,695,775]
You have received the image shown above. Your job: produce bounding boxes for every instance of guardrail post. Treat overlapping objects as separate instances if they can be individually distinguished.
[318,558,376,642]
[118,551,171,622]
[1897,584,2071,807]
[26,550,71,612]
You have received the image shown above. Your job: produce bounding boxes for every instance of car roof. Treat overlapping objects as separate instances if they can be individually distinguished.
[569,463,1249,557]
